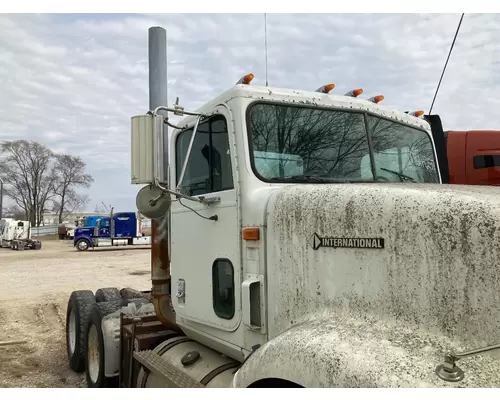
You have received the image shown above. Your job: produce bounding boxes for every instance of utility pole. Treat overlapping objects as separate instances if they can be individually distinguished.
[147,27,171,293]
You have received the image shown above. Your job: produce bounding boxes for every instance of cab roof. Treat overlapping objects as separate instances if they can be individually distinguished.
[177,82,430,132]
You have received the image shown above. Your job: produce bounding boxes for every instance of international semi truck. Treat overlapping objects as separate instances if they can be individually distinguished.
[63,27,500,388]
[73,210,151,251]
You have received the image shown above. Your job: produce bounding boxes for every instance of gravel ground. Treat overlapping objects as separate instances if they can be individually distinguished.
[0,238,151,388]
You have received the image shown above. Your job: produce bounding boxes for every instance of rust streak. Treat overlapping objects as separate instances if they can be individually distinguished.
[151,217,179,331]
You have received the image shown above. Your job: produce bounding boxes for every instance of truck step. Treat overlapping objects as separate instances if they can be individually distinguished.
[133,349,204,388]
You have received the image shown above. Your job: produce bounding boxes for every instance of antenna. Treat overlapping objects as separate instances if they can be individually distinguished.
[264,13,269,87]
[429,13,464,114]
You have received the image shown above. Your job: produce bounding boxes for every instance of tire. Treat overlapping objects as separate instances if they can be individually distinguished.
[120,287,151,301]
[95,287,121,303]
[34,242,42,250]
[66,290,96,372]
[97,300,123,315]
[84,301,122,388]
[76,239,90,251]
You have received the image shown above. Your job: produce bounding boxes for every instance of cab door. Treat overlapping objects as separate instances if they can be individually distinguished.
[170,105,241,333]
[94,218,111,238]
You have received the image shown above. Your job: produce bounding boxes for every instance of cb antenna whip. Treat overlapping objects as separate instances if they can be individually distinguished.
[429,13,464,114]
[264,13,269,87]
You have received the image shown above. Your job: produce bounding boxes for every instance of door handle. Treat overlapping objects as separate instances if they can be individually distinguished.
[198,196,221,205]
[176,279,186,304]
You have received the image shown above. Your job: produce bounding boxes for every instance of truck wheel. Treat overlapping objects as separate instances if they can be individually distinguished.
[34,242,42,250]
[84,301,122,388]
[66,290,96,372]
[95,287,121,303]
[120,287,151,301]
[76,239,90,251]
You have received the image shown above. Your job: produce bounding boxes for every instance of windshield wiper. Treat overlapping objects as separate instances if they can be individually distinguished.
[269,175,346,183]
[380,168,416,183]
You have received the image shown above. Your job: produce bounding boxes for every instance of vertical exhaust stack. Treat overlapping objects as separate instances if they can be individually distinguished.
[147,27,179,331]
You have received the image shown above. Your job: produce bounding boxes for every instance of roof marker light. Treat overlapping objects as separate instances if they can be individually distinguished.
[236,73,255,85]
[315,83,335,94]
[410,110,425,118]
[345,88,363,97]
[368,95,384,104]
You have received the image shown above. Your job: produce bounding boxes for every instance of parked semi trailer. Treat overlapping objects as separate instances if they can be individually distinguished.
[73,209,150,251]
[0,218,42,250]
[64,27,500,388]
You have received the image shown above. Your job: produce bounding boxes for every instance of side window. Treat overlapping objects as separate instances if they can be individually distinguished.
[212,259,235,320]
[175,115,233,196]
[101,219,110,228]
[473,155,500,169]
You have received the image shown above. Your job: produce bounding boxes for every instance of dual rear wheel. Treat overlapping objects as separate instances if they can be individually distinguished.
[66,287,123,388]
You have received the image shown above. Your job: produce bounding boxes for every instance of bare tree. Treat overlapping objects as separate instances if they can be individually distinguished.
[53,154,93,223]
[0,140,57,225]
[52,192,90,223]
[0,141,95,225]
[2,205,26,220]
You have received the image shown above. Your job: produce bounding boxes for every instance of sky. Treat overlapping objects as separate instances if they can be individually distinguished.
[1,12,500,212]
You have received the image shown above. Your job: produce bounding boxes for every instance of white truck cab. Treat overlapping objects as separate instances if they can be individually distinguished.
[122,75,500,387]
[65,30,500,388]
[161,80,442,359]
[0,218,40,250]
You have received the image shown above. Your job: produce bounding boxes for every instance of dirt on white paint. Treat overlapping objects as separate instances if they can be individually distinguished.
[0,238,151,388]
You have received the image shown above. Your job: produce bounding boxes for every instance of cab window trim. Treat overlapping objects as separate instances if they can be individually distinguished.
[174,114,233,196]
[212,258,235,320]
[473,154,500,170]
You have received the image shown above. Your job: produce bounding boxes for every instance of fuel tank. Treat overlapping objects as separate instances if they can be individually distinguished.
[136,335,239,388]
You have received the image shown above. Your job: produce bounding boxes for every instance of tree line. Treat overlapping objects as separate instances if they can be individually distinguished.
[0,140,94,226]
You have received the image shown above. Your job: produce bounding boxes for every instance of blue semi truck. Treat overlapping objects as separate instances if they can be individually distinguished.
[73,210,151,251]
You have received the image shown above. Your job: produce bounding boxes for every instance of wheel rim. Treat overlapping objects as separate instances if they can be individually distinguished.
[87,324,100,383]
[78,241,88,251]
[69,308,76,354]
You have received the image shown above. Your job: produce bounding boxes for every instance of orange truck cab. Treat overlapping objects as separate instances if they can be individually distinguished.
[444,130,500,186]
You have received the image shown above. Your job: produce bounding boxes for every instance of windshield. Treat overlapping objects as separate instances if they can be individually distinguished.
[247,103,439,183]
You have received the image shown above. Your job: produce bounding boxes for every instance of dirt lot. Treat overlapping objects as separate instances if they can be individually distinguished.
[0,238,151,388]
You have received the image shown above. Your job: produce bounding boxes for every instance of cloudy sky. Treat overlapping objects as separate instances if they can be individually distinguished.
[1,12,499,212]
